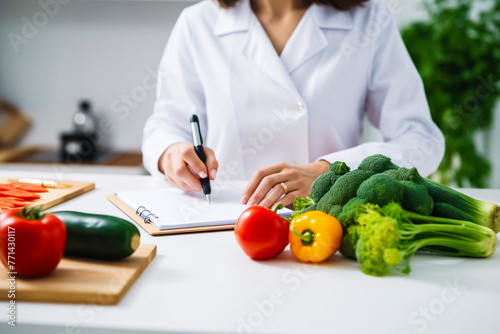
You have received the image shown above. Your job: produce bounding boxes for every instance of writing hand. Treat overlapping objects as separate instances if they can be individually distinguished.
[159,142,219,192]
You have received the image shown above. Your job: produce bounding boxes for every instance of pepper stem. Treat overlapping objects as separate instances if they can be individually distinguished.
[271,203,284,213]
[291,227,315,246]
[19,206,45,220]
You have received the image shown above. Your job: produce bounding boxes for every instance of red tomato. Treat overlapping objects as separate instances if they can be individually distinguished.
[0,208,66,277]
[235,206,290,260]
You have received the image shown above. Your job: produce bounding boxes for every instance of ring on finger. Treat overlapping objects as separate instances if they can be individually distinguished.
[279,182,288,195]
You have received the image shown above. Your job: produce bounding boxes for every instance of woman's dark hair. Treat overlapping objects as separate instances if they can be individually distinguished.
[217,0,368,11]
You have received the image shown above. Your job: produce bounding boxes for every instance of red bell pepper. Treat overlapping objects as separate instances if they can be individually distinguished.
[0,208,66,277]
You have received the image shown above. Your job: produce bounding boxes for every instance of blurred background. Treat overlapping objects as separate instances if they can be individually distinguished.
[0,0,499,188]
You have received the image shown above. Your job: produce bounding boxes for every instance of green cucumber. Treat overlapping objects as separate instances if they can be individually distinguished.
[53,211,140,260]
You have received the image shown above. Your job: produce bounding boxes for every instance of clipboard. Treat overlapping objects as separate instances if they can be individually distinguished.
[107,194,236,236]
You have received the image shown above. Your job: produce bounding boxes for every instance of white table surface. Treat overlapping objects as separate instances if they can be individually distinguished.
[1,169,499,334]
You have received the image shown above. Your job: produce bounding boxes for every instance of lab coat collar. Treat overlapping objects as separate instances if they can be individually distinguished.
[214,0,354,95]
[279,5,352,74]
[213,0,252,36]
[213,1,354,36]
[311,3,354,31]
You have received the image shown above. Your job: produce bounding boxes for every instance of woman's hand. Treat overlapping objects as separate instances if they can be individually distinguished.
[241,161,330,209]
[159,142,219,192]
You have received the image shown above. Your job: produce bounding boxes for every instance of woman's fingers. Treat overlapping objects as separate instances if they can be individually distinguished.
[242,163,286,205]
[243,161,330,209]
[166,173,195,192]
[258,185,286,209]
[204,147,219,180]
[161,142,219,192]
[180,145,209,179]
[246,173,288,206]
[172,159,202,191]
[277,191,300,208]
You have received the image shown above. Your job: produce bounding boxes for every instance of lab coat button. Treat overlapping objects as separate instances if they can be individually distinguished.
[296,101,305,113]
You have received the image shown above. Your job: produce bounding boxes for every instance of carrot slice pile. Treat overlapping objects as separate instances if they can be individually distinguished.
[0,203,14,210]
[0,181,51,211]
[0,197,29,207]
[0,190,41,201]
[10,182,49,193]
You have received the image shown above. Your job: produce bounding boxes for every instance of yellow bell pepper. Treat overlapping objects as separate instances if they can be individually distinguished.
[289,211,343,263]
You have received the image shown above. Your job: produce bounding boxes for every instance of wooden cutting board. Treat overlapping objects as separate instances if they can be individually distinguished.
[0,244,156,305]
[0,178,95,211]
[0,146,43,163]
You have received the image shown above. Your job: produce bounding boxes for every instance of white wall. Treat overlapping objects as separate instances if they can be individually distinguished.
[0,0,195,151]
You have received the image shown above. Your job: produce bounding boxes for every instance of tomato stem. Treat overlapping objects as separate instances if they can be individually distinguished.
[291,227,315,246]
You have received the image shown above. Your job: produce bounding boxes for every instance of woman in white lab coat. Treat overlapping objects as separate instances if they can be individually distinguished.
[142,0,445,208]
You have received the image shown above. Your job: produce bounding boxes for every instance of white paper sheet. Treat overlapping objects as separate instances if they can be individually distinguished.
[115,181,292,230]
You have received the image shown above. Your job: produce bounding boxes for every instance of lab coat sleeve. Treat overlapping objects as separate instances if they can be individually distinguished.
[142,10,206,177]
[317,2,445,177]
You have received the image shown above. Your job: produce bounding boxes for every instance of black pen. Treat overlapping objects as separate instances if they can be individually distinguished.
[190,114,211,203]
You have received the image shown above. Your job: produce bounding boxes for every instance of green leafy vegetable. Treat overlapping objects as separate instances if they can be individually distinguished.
[355,203,497,276]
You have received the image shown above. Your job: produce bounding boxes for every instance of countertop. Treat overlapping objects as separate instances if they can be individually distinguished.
[0,169,499,334]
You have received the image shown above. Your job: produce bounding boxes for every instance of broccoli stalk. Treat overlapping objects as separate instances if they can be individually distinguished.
[404,167,500,233]
[355,203,497,276]
[381,164,500,233]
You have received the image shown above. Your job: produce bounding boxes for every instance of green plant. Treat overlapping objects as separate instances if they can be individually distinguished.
[401,0,500,187]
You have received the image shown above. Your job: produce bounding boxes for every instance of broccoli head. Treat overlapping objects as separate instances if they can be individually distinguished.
[381,167,416,181]
[337,197,368,227]
[310,173,340,203]
[357,174,404,207]
[327,205,343,218]
[321,169,373,205]
[358,154,399,174]
[329,161,350,175]
[291,196,316,219]
[400,181,434,215]
[355,205,404,276]
[339,224,362,260]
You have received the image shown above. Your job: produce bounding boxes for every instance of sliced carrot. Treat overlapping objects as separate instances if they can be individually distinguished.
[0,203,14,210]
[0,190,41,201]
[0,197,28,206]
[10,182,48,193]
[0,184,13,191]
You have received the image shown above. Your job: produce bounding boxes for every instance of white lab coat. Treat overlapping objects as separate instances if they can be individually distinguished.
[142,0,445,180]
